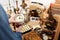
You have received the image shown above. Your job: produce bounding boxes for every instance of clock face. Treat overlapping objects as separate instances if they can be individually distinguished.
[15,14,24,23]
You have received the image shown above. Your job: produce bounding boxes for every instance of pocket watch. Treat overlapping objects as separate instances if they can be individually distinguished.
[14,14,24,23]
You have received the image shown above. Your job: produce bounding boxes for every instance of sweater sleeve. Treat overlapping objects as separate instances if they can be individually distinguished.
[0,4,22,40]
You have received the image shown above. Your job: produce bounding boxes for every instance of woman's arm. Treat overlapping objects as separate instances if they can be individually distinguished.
[0,4,22,40]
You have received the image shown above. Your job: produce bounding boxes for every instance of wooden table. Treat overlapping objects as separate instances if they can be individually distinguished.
[22,31,42,40]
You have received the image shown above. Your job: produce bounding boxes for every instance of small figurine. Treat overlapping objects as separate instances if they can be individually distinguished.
[20,0,27,9]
